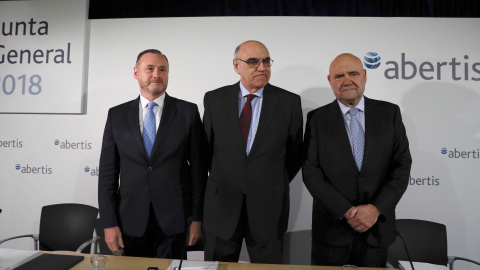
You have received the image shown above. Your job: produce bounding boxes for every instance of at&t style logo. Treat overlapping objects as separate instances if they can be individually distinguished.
[363,52,381,69]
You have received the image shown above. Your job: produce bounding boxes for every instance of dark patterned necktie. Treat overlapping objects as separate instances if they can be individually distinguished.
[239,94,256,147]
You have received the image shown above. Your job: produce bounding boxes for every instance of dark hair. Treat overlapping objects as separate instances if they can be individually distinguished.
[136,49,168,67]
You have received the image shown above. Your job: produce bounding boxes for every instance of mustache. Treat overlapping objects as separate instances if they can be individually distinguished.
[254,72,268,77]
[341,84,358,92]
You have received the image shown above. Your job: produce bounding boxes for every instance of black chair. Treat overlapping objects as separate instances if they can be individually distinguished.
[0,203,100,253]
[388,219,480,270]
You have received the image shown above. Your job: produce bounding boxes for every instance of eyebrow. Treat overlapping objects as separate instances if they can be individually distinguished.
[334,71,360,77]
[145,64,168,68]
[245,57,270,61]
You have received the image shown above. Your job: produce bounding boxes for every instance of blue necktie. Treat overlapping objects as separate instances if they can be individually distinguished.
[349,108,364,171]
[143,101,157,157]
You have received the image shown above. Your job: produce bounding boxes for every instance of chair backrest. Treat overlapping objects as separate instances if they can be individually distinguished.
[38,203,98,253]
[388,219,448,268]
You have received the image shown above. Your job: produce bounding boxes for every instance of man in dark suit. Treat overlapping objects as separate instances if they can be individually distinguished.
[302,53,412,267]
[202,40,303,264]
[98,49,207,258]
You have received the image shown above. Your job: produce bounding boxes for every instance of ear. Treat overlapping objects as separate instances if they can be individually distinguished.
[327,74,331,84]
[233,58,241,75]
[363,69,367,84]
[133,66,139,80]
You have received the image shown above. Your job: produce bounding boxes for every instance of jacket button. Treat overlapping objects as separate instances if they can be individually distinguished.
[146,187,150,192]
[148,167,153,171]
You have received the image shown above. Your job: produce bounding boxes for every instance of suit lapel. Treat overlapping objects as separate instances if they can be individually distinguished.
[227,83,248,155]
[150,93,176,160]
[127,97,148,159]
[249,84,278,156]
[326,100,358,170]
[362,97,379,170]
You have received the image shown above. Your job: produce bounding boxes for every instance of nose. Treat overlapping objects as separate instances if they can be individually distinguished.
[257,61,266,71]
[343,75,353,85]
[152,69,160,78]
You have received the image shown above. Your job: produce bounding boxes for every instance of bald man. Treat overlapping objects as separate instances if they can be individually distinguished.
[302,53,412,267]
[202,40,303,263]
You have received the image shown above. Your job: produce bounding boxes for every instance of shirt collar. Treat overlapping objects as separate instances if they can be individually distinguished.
[338,96,365,116]
[239,81,264,98]
[140,93,166,109]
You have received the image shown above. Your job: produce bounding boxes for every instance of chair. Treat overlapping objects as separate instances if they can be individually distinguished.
[388,219,480,270]
[0,203,100,253]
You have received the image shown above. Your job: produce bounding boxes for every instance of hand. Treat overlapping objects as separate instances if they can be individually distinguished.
[188,221,201,246]
[347,204,380,233]
[104,226,124,253]
[344,206,358,219]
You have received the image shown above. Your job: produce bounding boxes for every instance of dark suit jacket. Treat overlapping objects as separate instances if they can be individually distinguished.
[98,93,207,237]
[202,82,303,242]
[302,96,412,247]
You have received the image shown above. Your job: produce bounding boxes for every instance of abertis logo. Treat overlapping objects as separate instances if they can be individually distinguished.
[15,163,53,174]
[54,139,92,150]
[363,51,480,81]
[441,147,480,159]
[84,165,99,176]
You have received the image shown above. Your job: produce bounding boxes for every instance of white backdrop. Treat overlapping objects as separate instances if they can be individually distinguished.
[0,2,479,268]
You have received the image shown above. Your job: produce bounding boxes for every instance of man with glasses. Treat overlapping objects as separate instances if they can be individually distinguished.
[202,40,303,263]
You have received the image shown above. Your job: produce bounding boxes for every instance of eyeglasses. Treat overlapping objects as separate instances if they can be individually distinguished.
[236,57,274,68]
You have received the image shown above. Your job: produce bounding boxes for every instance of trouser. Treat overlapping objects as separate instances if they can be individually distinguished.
[312,232,387,267]
[123,205,186,259]
[204,198,284,264]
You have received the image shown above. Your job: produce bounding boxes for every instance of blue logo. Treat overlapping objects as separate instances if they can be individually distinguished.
[15,164,21,170]
[84,165,99,176]
[441,148,447,154]
[54,139,59,145]
[363,52,381,69]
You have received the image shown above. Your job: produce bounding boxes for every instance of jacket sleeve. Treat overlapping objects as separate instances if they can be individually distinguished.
[285,95,303,182]
[188,104,208,221]
[98,108,121,229]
